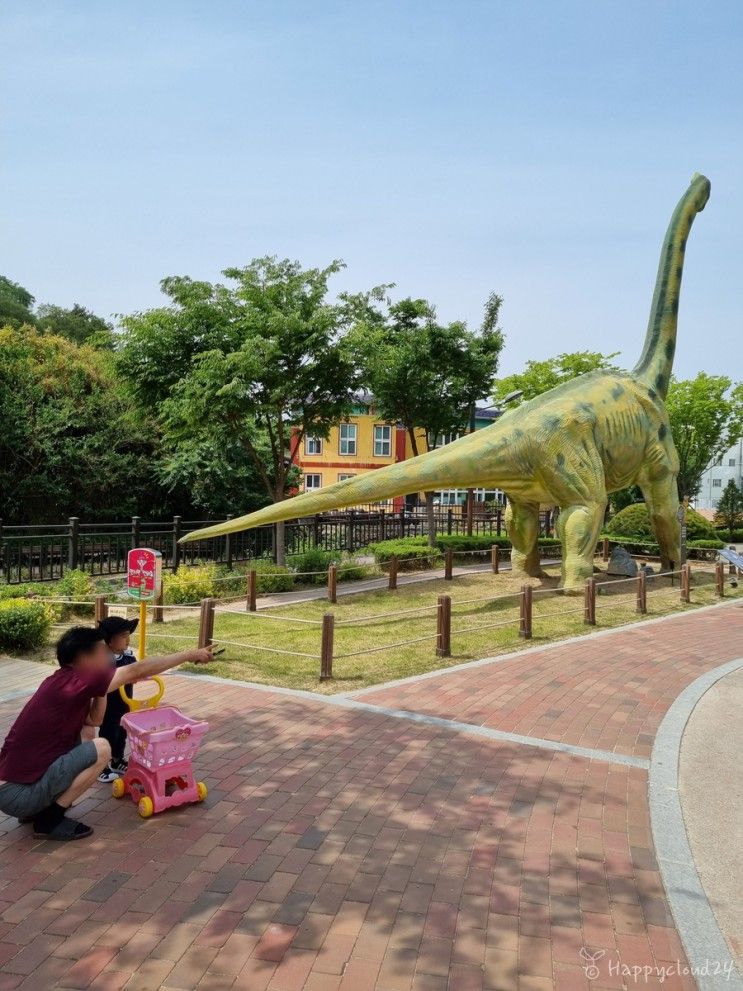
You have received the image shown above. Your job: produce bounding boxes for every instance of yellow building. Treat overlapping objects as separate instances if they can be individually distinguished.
[291,394,504,508]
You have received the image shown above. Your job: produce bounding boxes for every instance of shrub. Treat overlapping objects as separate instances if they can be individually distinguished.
[435,534,561,553]
[687,538,725,549]
[0,599,51,652]
[54,569,96,601]
[605,503,716,542]
[289,546,334,585]
[0,582,54,601]
[368,538,441,571]
[163,565,216,604]
[335,557,373,582]
[251,559,294,594]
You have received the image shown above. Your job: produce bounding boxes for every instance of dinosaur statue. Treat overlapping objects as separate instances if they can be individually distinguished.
[182,174,711,590]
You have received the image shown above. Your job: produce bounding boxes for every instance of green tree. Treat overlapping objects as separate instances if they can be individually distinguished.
[0,325,159,523]
[0,276,35,328]
[714,478,743,536]
[666,374,743,499]
[352,294,505,545]
[121,258,378,562]
[492,350,619,405]
[36,303,114,349]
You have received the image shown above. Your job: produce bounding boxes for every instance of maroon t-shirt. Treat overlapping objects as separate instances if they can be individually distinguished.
[0,666,112,784]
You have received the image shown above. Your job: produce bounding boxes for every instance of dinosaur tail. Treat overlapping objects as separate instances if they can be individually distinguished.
[180,427,500,543]
[633,172,710,400]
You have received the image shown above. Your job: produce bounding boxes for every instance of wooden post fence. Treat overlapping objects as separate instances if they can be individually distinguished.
[94,594,108,624]
[320,613,335,680]
[436,595,451,657]
[681,563,691,604]
[584,577,596,626]
[172,515,182,572]
[602,538,610,562]
[519,585,533,639]
[247,570,257,612]
[198,597,216,648]
[715,561,725,598]
[388,555,398,591]
[491,544,499,574]
[68,517,79,570]
[153,588,163,624]
[327,565,337,604]
[444,548,453,581]
[636,571,647,614]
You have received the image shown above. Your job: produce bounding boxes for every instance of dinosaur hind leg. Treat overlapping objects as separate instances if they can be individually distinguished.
[557,500,606,592]
[505,499,545,578]
[639,469,680,573]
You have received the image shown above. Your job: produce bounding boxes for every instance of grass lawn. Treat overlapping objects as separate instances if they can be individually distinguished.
[112,560,741,694]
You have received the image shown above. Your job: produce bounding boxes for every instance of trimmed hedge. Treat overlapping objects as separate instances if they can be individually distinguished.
[0,599,51,652]
[605,503,717,542]
[367,538,442,572]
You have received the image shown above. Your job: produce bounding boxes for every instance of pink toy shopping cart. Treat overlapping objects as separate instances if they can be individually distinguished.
[112,705,209,818]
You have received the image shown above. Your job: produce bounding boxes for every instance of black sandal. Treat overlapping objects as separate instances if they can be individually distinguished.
[33,817,93,841]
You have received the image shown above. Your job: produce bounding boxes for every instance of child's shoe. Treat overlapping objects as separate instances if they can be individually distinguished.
[98,763,122,783]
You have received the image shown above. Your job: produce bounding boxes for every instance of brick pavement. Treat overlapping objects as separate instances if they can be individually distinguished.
[1,602,740,990]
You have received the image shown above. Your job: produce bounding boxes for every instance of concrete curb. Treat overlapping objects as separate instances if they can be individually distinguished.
[649,658,743,991]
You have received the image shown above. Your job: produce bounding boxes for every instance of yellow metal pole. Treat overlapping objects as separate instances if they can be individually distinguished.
[138,599,147,660]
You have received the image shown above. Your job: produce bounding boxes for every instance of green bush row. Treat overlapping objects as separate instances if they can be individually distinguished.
[605,503,718,542]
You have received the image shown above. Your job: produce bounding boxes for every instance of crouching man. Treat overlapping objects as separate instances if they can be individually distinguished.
[0,626,213,841]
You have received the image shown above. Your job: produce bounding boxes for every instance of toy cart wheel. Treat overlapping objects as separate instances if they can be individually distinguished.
[111,778,126,799]
[138,796,154,818]
[197,782,208,802]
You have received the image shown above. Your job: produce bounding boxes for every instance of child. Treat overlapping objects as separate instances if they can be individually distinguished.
[96,616,139,782]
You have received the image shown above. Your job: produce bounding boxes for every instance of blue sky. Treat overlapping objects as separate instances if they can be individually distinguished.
[1,1,741,379]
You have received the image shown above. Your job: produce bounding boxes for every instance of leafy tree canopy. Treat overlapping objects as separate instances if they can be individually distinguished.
[666,373,743,499]
[492,350,620,405]
[715,478,743,536]
[36,303,114,349]
[0,276,35,328]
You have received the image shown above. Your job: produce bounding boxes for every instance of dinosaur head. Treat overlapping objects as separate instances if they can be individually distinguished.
[689,172,711,212]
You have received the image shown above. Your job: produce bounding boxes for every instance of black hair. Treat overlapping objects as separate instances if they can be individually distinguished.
[97,616,138,643]
[56,626,107,667]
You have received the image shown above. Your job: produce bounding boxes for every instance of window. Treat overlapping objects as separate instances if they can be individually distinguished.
[339,423,357,456]
[304,474,322,491]
[305,436,322,456]
[730,458,737,467]
[431,431,461,448]
[374,424,392,457]
[338,473,355,482]
[712,478,722,487]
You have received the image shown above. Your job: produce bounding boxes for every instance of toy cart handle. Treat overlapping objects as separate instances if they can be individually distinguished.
[119,676,165,711]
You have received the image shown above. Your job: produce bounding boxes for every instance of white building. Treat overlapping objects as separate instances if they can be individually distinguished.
[695,439,743,510]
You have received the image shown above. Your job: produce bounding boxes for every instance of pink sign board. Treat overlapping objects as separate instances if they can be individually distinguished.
[127,547,163,601]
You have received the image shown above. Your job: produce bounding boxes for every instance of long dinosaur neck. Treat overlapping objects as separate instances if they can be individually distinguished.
[633,173,710,399]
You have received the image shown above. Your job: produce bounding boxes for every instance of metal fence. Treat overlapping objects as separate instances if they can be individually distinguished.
[0,507,536,584]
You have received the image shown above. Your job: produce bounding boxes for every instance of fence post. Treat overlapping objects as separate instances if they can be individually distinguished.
[153,588,163,624]
[346,513,355,553]
[444,547,453,581]
[198,597,215,648]
[172,516,182,573]
[447,509,453,535]
[224,515,233,570]
[320,612,335,680]
[584,577,596,625]
[388,554,398,591]
[380,510,387,541]
[436,594,451,657]
[491,544,500,574]
[131,516,141,550]
[496,509,502,536]
[67,517,79,570]
[519,585,533,639]
[715,561,725,598]
[602,538,610,562]
[247,570,257,612]
[328,565,337,603]
[636,571,647,614]
[681,563,691,603]
[94,594,108,624]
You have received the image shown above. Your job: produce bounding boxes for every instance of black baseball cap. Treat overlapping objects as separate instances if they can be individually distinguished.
[97,616,139,642]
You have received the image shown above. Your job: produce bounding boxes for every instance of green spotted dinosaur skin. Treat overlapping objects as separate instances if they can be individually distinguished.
[183,174,711,590]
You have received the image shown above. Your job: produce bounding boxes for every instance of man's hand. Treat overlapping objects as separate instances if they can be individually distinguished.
[187,646,215,666]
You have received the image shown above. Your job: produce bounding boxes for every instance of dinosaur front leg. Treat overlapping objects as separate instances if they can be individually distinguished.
[557,500,606,592]
[639,471,680,573]
[505,499,545,578]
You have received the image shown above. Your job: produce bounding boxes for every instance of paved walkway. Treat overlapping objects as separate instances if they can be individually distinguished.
[0,603,741,990]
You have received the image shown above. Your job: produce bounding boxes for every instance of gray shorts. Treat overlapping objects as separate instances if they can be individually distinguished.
[0,742,98,819]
